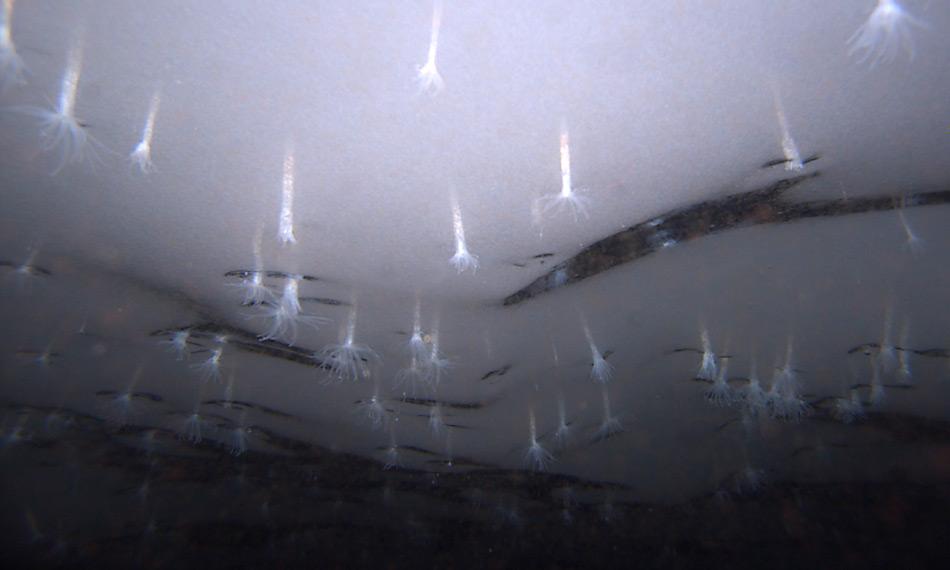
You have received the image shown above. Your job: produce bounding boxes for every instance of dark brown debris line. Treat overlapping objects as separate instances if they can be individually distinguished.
[299,296,350,307]
[761,153,820,169]
[224,270,319,282]
[396,396,490,410]
[201,399,297,419]
[150,322,326,369]
[847,342,949,359]
[504,173,950,305]
[95,390,164,403]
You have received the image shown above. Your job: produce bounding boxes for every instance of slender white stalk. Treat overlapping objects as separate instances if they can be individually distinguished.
[394,352,426,395]
[319,305,377,382]
[383,428,400,470]
[559,124,573,197]
[409,295,427,360]
[357,382,387,429]
[257,275,328,345]
[130,90,161,173]
[869,361,886,407]
[896,200,923,254]
[230,413,250,456]
[879,305,898,374]
[18,36,103,174]
[582,317,612,384]
[448,193,478,273]
[697,325,717,381]
[416,0,444,95]
[444,428,454,467]
[593,384,623,442]
[743,358,768,415]
[704,358,734,407]
[524,407,553,471]
[554,391,570,446]
[766,342,810,422]
[283,278,302,315]
[103,365,144,426]
[1,0,26,89]
[224,373,235,403]
[59,51,80,118]
[428,402,444,436]
[344,306,356,345]
[161,329,190,360]
[537,120,589,220]
[180,411,204,444]
[771,84,803,172]
[278,143,297,245]
[397,311,447,391]
[426,325,451,386]
[896,319,912,384]
[192,347,223,382]
[229,228,272,305]
[776,336,801,395]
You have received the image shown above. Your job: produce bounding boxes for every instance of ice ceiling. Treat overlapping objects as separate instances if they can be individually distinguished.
[1,0,949,506]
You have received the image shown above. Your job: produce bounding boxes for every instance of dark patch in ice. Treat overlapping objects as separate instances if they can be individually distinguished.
[504,173,950,305]
[151,322,326,369]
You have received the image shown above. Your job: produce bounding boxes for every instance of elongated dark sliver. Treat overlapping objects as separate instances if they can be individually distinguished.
[503,173,950,306]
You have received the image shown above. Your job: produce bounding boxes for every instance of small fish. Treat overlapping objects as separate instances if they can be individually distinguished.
[0,261,52,277]
[914,348,950,359]
[95,390,163,403]
[400,397,486,411]
[224,269,319,282]
[761,154,820,169]
[479,365,512,381]
[511,253,556,268]
[299,296,350,307]
[264,271,319,281]
[847,343,949,359]
[848,382,914,391]
[15,348,61,366]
